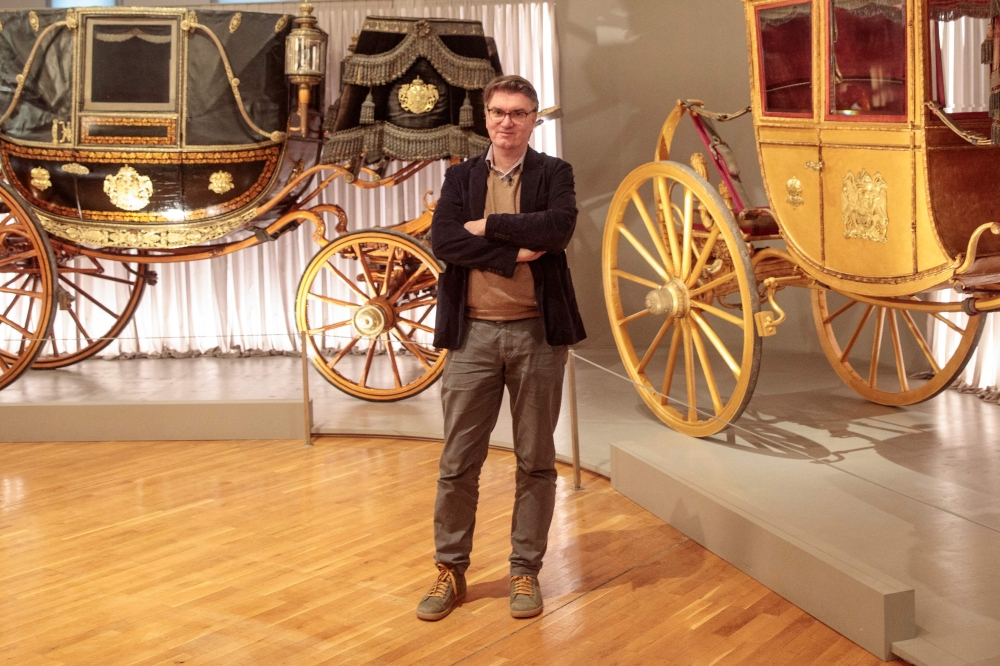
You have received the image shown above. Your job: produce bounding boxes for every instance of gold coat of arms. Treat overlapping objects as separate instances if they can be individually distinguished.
[842,169,888,243]
[104,165,153,212]
[398,76,440,114]
[785,177,803,208]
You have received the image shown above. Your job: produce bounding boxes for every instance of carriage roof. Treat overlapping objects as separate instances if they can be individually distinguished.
[0,7,295,249]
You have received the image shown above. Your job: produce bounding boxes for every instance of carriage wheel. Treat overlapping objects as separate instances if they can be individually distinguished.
[602,161,761,437]
[32,247,151,369]
[296,229,446,401]
[0,182,57,391]
[812,289,983,406]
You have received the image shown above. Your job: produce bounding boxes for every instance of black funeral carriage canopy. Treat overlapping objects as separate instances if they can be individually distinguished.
[322,16,503,165]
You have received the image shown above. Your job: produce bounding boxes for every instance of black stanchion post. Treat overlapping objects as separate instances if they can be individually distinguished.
[568,350,582,490]
[300,330,313,447]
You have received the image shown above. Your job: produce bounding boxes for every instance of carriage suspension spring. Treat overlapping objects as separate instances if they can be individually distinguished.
[754,278,787,337]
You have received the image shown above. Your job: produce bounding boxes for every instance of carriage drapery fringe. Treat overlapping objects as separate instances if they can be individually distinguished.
[342,21,497,90]
[762,0,990,24]
[321,122,490,164]
[757,4,810,27]
[832,0,903,22]
[930,0,993,21]
[94,28,172,43]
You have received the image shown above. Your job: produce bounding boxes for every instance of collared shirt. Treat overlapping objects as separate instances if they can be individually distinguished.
[485,144,527,183]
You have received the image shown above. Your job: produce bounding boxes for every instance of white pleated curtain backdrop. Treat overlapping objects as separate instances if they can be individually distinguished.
[81,1,559,358]
[931,17,1000,401]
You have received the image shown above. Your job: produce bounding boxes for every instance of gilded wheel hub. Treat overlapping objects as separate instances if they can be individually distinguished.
[645,279,690,318]
[352,300,394,338]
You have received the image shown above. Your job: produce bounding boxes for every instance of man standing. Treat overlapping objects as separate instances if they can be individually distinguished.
[416,75,586,622]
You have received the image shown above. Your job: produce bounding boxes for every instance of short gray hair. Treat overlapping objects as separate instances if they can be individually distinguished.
[483,75,539,112]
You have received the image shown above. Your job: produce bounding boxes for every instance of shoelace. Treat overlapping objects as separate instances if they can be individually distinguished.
[511,576,535,596]
[427,565,456,599]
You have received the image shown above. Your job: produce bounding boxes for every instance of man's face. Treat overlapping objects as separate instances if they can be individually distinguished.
[485,90,536,154]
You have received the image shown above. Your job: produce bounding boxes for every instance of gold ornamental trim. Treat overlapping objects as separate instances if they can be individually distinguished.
[209,171,234,195]
[360,17,485,36]
[342,19,496,89]
[842,169,889,244]
[322,122,490,164]
[30,167,51,191]
[61,162,90,176]
[398,77,440,115]
[37,207,259,250]
[51,120,72,145]
[104,166,154,212]
[785,177,803,208]
[2,141,280,166]
[28,11,38,32]
[80,117,177,146]
[274,15,289,33]
[229,12,242,34]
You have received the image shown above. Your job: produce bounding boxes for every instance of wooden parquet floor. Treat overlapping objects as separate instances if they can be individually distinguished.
[0,437,906,666]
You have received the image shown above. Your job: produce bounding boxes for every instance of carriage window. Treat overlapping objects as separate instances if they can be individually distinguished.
[829,0,907,118]
[758,2,813,115]
[84,19,177,112]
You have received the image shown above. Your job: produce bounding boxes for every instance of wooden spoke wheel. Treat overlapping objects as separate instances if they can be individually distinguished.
[602,161,761,437]
[0,182,57,391]
[812,289,984,406]
[296,229,446,401]
[32,245,152,369]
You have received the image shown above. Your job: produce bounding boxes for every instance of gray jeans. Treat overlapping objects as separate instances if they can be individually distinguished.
[434,317,567,577]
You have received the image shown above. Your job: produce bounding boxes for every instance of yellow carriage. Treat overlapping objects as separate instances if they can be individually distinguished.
[0,6,503,401]
[603,0,1000,436]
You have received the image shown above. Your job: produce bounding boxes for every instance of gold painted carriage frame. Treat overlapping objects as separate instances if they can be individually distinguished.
[0,6,458,402]
[602,0,1000,436]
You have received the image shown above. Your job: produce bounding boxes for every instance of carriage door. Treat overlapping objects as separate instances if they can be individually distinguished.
[820,0,914,279]
[752,0,824,265]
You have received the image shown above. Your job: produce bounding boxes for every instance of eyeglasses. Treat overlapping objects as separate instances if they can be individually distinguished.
[486,107,536,125]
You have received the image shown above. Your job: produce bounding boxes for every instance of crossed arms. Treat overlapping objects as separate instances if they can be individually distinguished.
[430,160,578,279]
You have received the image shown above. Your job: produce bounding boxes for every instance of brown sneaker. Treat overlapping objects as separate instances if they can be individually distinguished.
[510,575,543,618]
[416,563,466,621]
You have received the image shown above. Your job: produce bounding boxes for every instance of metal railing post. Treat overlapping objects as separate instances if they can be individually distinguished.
[300,330,313,447]
[568,350,582,490]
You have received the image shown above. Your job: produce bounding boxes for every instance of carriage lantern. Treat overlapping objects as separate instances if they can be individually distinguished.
[285,2,327,136]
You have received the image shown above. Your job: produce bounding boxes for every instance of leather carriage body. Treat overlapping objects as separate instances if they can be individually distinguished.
[0,7,308,249]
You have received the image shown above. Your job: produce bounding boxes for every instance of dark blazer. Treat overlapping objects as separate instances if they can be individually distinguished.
[431,146,587,349]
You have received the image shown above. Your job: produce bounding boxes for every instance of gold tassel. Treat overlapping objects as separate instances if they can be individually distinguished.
[984,24,994,65]
[360,90,375,125]
[459,91,473,129]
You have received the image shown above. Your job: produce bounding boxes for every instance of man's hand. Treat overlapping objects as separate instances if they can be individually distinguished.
[464,218,487,236]
[516,248,544,262]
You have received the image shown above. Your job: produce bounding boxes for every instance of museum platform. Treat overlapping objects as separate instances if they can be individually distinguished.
[2,348,999,665]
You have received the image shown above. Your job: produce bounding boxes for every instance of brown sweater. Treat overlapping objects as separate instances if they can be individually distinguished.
[465,168,539,320]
